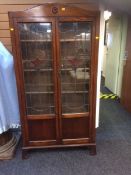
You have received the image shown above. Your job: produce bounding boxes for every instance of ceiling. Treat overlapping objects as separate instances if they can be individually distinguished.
[99,0,131,14]
[80,0,131,15]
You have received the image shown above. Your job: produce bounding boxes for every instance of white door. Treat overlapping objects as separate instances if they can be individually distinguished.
[116,16,128,97]
[105,15,122,94]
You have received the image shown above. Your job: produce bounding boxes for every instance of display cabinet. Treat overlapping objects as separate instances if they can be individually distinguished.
[9,4,100,158]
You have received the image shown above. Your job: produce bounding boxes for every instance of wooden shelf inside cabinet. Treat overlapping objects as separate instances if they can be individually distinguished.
[25,91,88,94]
[25,83,53,86]
[61,68,90,71]
[60,39,90,42]
[62,82,89,85]
[23,59,52,62]
[61,91,89,94]
[24,68,90,72]
[24,69,53,72]
[25,91,54,94]
[20,40,52,42]
[20,39,90,42]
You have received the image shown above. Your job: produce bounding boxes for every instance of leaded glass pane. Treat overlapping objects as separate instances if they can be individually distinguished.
[19,23,55,115]
[59,22,91,113]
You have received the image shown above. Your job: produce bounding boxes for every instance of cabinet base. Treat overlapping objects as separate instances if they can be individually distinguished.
[22,144,96,159]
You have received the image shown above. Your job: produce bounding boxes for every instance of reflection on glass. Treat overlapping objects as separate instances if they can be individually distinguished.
[59,22,91,113]
[19,23,55,115]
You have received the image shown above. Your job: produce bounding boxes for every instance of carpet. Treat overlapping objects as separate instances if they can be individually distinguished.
[0,99,131,175]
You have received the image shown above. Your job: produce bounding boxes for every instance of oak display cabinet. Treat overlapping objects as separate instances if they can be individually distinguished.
[9,4,100,158]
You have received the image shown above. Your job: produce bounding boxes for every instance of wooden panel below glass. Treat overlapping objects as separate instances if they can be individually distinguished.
[62,117,89,139]
[28,119,56,141]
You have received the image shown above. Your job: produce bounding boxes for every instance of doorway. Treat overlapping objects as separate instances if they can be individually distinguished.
[101,13,128,97]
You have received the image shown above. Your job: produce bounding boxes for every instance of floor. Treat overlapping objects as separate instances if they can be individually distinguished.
[0,98,131,175]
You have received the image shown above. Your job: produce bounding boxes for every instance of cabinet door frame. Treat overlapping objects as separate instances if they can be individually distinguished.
[9,17,61,146]
[55,16,99,144]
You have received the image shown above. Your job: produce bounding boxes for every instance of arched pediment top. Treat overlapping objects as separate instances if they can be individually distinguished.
[9,3,99,18]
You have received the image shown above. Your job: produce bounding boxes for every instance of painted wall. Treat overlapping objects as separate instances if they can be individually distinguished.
[102,46,107,77]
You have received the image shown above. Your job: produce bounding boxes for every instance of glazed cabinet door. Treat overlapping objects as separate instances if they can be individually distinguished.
[57,19,93,144]
[15,18,59,146]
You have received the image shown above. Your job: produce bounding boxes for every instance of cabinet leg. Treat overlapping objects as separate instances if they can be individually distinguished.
[22,149,28,159]
[89,145,96,156]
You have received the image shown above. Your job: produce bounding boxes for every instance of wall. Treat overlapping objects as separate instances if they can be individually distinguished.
[121,16,131,112]
[102,46,107,77]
